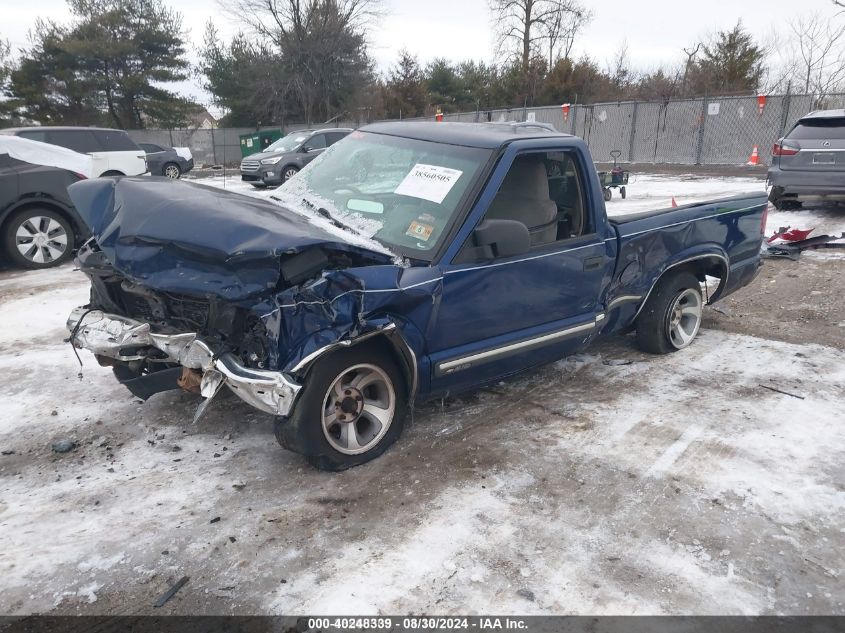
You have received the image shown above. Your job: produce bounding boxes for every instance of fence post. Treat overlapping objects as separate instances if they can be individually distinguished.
[210,126,218,166]
[695,97,708,165]
[779,86,792,137]
[628,101,639,162]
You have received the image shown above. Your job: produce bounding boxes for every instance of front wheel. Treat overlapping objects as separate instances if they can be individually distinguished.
[274,343,408,471]
[603,188,612,202]
[282,166,299,182]
[2,208,75,269]
[635,271,703,354]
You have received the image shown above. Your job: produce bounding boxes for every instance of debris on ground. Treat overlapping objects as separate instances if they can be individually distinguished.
[763,227,845,259]
[152,575,189,608]
[759,384,805,400]
[51,440,76,453]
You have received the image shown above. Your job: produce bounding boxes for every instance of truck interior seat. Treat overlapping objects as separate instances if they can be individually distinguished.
[486,157,558,246]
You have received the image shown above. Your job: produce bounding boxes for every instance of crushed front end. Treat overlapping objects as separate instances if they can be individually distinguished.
[67,240,302,417]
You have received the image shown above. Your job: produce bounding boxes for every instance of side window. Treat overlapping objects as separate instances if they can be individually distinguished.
[93,130,140,151]
[457,150,590,262]
[46,130,101,153]
[303,134,326,151]
[17,130,47,143]
[326,132,347,146]
[139,143,161,153]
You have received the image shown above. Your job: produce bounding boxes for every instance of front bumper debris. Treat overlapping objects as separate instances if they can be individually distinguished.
[66,307,301,417]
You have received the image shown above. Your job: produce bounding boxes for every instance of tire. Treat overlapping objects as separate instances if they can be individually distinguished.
[274,342,408,471]
[2,208,76,269]
[603,188,612,202]
[635,271,703,354]
[769,186,802,211]
[162,162,181,179]
[282,165,299,182]
[100,170,125,176]
[620,186,627,199]
[250,183,268,189]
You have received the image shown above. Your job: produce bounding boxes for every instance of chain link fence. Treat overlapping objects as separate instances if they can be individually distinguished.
[126,93,842,167]
[428,93,845,166]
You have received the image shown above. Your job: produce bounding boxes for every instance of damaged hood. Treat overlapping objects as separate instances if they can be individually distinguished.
[68,177,394,300]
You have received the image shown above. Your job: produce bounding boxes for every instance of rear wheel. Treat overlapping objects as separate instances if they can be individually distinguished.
[162,162,181,179]
[2,208,75,269]
[620,186,627,199]
[635,271,703,354]
[101,170,124,176]
[769,186,802,210]
[603,188,612,202]
[274,343,408,471]
[250,182,268,189]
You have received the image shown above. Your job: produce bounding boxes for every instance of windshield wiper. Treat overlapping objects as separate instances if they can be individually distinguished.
[300,196,360,236]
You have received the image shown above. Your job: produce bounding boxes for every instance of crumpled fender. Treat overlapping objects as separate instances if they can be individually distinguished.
[264,264,443,397]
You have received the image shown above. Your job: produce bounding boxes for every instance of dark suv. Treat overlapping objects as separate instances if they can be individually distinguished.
[0,153,88,269]
[239,128,352,187]
[768,109,845,210]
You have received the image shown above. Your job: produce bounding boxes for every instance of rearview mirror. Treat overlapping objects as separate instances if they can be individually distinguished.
[473,219,530,258]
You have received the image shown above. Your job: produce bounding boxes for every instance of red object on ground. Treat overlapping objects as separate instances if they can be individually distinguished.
[435,112,443,122]
[779,228,814,242]
[671,197,678,208]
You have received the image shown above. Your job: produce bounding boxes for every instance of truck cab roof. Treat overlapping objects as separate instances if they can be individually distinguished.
[360,121,572,149]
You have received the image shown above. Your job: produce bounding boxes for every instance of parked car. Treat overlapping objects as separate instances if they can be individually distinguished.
[138,143,194,179]
[768,109,845,210]
[239,128,352,187]
[66,121,767,470]
[0,137,90,269]
[0,127,147,177]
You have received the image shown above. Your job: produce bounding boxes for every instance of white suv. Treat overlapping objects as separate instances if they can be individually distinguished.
[1,127,147,177]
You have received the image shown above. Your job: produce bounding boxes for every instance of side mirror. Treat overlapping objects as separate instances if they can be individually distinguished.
[473,219,530,258]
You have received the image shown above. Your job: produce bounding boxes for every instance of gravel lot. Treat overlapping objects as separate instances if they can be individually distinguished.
[0,174,843,616]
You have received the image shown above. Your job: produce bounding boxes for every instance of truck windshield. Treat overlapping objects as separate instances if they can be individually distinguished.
[274,131,491,257]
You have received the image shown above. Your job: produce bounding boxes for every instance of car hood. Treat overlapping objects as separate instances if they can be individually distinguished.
[67,177,395,300]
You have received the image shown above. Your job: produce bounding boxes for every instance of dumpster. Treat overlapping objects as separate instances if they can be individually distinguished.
[239,130,283,158]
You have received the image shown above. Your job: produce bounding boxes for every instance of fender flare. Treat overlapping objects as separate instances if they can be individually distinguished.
[632,249,729,320]
[288,322,420,402]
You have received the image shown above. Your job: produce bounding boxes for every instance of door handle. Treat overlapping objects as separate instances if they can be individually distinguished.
[583,256,603,271]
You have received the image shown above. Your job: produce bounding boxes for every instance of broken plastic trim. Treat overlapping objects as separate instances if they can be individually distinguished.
[66,307,302,417]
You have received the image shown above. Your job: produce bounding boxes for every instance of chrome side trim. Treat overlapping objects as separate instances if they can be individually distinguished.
[436,318,597,376]
[289,323,420,401]
[631,253,729,321]
[606,295,643,310]
[290,325,394,374]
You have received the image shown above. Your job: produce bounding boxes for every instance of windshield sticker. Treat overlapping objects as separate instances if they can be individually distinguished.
[405,220,434,241]
[394,164,463,204]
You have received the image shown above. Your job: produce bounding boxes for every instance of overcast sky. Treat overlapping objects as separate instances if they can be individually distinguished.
[2,0,841,111]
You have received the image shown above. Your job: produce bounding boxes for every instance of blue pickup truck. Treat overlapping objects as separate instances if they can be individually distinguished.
[66,122,768,470]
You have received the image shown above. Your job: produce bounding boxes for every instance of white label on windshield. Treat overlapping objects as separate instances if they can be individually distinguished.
[394,164,463,204]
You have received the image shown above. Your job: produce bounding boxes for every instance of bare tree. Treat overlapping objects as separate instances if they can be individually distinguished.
[542,0,591,67]
[222,0,381,123]
[787,12,845,97]
[490,0,558,74]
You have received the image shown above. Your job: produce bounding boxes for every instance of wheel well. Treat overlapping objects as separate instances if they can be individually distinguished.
[1,200,79,239]
[101,170,125,176]
[667,256,728,302]
[294,330,417,402]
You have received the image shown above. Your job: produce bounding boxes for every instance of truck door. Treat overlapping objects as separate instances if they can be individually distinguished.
[427,147,613,394]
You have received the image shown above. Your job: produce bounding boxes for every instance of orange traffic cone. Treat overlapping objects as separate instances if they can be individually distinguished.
[671,197,678,208]
[747,145,760,166]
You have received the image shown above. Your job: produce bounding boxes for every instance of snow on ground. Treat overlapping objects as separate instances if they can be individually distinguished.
[0,172,843,615]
